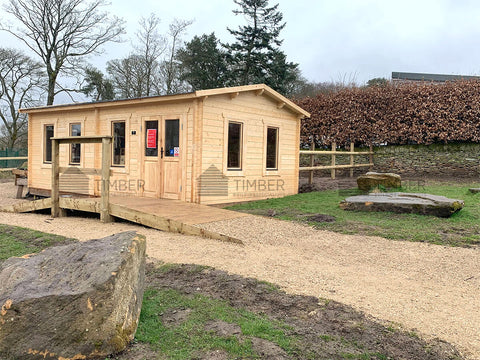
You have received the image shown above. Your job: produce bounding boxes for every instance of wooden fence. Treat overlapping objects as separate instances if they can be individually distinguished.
[0,148,28,170]
[299,142,374,183]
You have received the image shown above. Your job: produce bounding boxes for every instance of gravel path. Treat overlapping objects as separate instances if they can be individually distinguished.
[0,181,479,359]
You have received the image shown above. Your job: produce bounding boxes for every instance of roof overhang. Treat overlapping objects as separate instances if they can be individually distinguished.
[20,84,310,118]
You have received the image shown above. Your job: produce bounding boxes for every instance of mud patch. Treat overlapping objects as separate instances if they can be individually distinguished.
[250,337,289,359]
[134,263,462,360]
[303,214,336,223]
[161,308,192,328]
[205,320,242,337]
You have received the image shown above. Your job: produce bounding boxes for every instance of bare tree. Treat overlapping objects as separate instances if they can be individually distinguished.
[161,18,194,95]
[1,0,125,105]
[108,17,192,98]
[0,48,45,148]
[134,14,166,97]
[107,55,148,99]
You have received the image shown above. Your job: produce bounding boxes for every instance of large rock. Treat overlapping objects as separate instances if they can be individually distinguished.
[0,231,146,360]
[340,192,464,217]
[357,172,401,191]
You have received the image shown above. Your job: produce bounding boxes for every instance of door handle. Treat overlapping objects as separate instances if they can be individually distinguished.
[160,147,164,159]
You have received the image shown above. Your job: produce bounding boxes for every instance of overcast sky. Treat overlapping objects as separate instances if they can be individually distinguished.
[2,0,480,87]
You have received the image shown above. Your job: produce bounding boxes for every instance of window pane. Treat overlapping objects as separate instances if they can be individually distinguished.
[165,119,179,157]
[70,124,81,164]
[113,122,125,166]
[145,120,158,156]
[45,125,54,162]
[266,127,278,169]
[227,122,242,169]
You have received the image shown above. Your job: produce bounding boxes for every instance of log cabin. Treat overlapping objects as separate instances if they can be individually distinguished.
[21,84,310,205]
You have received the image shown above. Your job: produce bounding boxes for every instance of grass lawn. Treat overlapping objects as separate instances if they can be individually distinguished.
[227,182,480,247]
[0,224,76,261]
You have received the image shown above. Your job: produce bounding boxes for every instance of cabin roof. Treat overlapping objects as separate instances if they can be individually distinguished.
[20,84,310,118]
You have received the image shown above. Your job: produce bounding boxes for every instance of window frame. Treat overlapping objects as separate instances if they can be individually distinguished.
[145,120,159,157]
[43,124,55,164]
[112,121,126,167]
[226,121,243,171]
[265,126,279,170]
[69,123,82,165]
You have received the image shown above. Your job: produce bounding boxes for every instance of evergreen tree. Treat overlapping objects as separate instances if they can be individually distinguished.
[224,0,298,93]
[81,67,115,101]
[177,33,229,90]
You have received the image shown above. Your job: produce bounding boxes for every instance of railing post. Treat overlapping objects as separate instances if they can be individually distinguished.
[51,139,61,218]
[369,144,374,171]
[309,141,315,185]
[331,142,336,180]
[101,137,113,223]
[349,142,354,177]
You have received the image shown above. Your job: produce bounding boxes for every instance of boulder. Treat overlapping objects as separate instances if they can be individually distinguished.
[469,188,480,194]
[357,172,401,191]
[340,192,464,217]
[0,231,146,360]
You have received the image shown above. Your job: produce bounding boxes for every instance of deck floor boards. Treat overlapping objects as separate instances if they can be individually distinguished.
[1,195,247,244]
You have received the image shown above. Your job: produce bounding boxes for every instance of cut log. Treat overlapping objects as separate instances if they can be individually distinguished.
[0,231,146,360]
[340,192,464,217]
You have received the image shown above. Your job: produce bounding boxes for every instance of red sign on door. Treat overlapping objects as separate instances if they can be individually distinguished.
[147,129,157,149]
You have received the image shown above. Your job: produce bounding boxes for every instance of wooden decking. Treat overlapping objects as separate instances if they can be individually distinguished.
[1,196,248,244]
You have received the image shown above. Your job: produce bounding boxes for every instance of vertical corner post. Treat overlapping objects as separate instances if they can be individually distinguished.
[349,142,355,177]
[331,142,336,180]
[309,140,315,185]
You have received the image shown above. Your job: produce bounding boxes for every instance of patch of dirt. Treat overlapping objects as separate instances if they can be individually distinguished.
[250,337,289,359]
[205,320,242,337]
[191,349,230,360]
[161,308,192,328]
[303,214,336,223]
[112,263,461,360]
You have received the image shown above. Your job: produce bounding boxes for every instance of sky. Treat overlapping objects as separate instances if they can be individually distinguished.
[2,0,480,91]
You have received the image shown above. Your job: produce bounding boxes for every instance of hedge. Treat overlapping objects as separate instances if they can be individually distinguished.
[295,80,480,147]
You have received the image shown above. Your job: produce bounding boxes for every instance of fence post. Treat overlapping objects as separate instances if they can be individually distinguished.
[331,142,336,180]
[349,142,354,177]
[369,144,374,171]
[309,141,315,185]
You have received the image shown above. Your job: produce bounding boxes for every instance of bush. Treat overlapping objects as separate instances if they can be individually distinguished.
[296,80,480,147]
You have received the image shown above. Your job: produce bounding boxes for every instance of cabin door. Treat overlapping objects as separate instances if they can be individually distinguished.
[143,119,161,197]
[160,118,181,199]
[142,118,181,199]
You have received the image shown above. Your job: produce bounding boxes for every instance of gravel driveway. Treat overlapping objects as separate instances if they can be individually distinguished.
[0,181,479,359]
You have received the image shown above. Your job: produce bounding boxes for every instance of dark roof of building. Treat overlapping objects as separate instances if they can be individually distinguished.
[392,71,480,82]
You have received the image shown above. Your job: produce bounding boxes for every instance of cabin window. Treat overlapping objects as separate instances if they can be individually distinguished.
[164,119,179,157]
[70,123,81,164]
[227,122,242,169]
[145,120,158,157]
[44,125,54,163]
[112,121,125,166]
[266,127,279,170]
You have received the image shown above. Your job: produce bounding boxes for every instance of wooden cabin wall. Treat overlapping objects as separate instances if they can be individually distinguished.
[28,101,195,200]
[198,92,300,205]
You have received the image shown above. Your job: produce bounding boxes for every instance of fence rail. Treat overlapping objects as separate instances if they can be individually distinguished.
[0,157,28,161]
[0,148,28,169]
[300,142,374,182]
